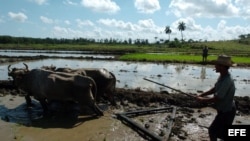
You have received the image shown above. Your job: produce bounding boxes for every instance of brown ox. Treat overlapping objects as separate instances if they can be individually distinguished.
[8,63,103,116]
[44,66,117,106]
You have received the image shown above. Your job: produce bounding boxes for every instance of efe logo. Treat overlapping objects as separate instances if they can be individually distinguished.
[228,129,246,136]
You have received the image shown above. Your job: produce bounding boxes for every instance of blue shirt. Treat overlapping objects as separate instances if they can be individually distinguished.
[214,73,236,112]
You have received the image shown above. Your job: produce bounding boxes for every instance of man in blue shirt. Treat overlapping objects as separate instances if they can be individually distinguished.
[196,55,236,141]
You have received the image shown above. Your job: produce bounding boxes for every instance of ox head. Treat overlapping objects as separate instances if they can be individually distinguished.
[8,63,30,84]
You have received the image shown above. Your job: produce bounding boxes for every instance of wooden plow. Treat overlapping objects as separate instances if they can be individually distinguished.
[115,106,176,141]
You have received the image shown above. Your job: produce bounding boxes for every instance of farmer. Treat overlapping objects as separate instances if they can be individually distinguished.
[202,46,208,62]
[196,55,236,141]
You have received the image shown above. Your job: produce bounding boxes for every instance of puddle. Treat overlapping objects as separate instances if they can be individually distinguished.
[0,95,43,125]
[1,59,249,97]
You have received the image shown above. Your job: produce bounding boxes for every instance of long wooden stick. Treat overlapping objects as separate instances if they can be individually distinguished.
[143,78,196,98]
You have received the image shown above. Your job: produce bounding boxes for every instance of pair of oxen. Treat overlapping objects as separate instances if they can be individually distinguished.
[8,63,117,117]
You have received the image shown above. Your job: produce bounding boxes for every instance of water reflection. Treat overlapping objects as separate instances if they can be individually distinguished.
[200,67,206,81]
[0,49,114,59]
[0,59,249,97]
[0,95,43,125]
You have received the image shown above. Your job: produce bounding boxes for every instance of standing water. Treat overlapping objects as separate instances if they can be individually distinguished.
[1,59,249,97]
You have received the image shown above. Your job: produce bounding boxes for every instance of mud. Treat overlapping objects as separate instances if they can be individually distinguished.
[0,80,250,141]
[0,56,250,141]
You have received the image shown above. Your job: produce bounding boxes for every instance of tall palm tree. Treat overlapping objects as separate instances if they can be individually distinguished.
[178,21,186,42]
[164,26,172,41]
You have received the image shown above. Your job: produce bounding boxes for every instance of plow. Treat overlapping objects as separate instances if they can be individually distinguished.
[115,106,176,141]
[114,78,197,140]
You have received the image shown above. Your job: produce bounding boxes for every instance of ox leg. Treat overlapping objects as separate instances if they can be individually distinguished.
[25,94,34,107]
[90,102,104,116]
[85,98,104,116]
[109,94,116,106]
[38,99,49,115]
[106,90,116,106]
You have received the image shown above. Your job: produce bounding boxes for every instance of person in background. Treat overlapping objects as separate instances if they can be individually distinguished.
[196,55,236,141]
[202,46,208,62]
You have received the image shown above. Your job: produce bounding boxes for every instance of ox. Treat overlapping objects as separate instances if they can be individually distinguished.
[45,67,117,106]
[8,63,104,116]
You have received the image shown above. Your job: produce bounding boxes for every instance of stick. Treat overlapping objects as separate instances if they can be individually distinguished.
[143,78,196,98]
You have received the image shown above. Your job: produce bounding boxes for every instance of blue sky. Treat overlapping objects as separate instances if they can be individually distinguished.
[1,0,250,42]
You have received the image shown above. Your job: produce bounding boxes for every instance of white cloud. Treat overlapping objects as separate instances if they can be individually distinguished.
[52,26,102,39]
[53,26,82,38]
[138,19,155,28]
[166,18,250,41]
[134,0,160,14]
[29,0,48,5]
[81,0,120,14]
[40,16,54,24]
[169,0,240,18]
[98,18,138,31]
[235,0,250,19]
[171,17,202,34]
[137,19,160,33]
[76,19,94,28]
[235,0,250,5]
[64,20,71,25]
[97,18,161,35]
[63,0,77,6]
[97,18,162,41]
[8,12,28,22]
[217,20,227,30]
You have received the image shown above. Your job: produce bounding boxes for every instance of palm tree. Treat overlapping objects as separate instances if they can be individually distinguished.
[178,21,186,42]
[164,26,172,41]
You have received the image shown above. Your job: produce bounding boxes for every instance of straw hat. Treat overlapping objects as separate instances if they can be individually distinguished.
[213,55,235,67]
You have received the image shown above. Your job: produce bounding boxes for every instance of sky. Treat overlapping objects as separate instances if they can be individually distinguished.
[1,0,250,43]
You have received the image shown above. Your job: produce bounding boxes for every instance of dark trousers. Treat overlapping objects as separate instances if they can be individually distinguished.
[208,107,236,141]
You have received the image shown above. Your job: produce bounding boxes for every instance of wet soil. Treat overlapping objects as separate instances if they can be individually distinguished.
[0,80,250,141]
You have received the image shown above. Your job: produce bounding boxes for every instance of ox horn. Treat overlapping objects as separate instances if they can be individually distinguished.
[23,63,29,70]
[8,65,11,72]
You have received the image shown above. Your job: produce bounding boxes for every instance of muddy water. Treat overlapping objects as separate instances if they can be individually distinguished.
[1,59,249,97]
[0,49,115,59]
[1,95,249,141]
[1,59,250,140]
[0,97,42,125]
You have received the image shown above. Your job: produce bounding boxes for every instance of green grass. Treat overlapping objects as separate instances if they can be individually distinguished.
[232,56,250,64]
[119,53,249,65]
[1,40,250,65]
[191,40,250,56]
[119,53,215,62]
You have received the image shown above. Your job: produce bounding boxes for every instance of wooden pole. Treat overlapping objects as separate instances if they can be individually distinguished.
[143,78,196,98]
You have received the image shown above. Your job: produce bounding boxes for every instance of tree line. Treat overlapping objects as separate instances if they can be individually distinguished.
[0,35,151,45]
[238,34,250,45]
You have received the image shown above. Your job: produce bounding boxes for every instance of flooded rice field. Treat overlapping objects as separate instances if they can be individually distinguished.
[0,50,250,141]
[1,58,250,97]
